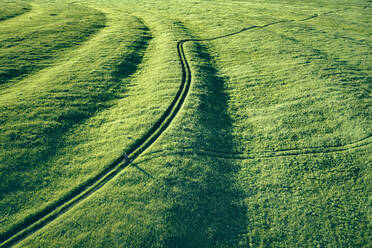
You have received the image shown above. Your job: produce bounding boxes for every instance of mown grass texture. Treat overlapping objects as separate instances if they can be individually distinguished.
[1,2,156,236]
[0,0,371,247]
[0,2,106,86]
[0,1,31,21]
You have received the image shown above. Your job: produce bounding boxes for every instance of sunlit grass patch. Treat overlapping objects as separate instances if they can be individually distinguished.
[0,1,31,21]
[0,7,153,235]
[0,2,105,85]
[1,0,371,247]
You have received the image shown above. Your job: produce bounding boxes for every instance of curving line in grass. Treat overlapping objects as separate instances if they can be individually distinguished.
[0,14,193,247]
[136,135,372,164]
[0,12,358,247]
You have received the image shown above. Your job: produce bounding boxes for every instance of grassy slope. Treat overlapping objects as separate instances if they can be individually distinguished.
[0,3,161,236]
[207,3,371,246]
[17,31,247,248]
[0,2,108,233]
[212,6,371,152]
[1,0,370,247]
[0,1,31,21]
[0,2,106,86]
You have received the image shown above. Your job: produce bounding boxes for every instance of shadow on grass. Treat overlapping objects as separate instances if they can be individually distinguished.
[0,5,106,86]
[132,164,155,179]
[0,19,152,242]
[153,42,247,247]
[0,3,31,22]
[1,21,152,185]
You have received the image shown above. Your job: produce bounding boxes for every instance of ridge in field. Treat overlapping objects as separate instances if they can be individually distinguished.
[0,1,31,21]
[0,9,152,242]
[1,0,371,247]
[0,2,106,86]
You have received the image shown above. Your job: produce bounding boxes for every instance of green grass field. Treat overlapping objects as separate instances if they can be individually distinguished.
[0,1,31,21]
[0,0,371,247]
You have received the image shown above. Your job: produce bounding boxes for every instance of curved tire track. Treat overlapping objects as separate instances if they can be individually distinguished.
[1,13,369,247]
[0,16,194,248]
[136,134,372,163]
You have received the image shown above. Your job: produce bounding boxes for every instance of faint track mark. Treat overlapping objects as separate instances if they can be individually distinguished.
[137,135,372,163]
[1,11,368,247]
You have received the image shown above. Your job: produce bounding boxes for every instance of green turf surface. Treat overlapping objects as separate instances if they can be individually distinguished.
[0,3,150,236]
[0,0,371,247]
[0,2,105,86]
[0,1,31,21]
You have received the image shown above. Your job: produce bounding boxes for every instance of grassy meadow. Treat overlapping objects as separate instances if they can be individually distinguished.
[0,0,371,247]
[0,1,31,21]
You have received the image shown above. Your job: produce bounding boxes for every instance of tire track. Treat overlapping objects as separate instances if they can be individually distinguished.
[0,15,194,248]
[136,134,372,163]
[1,13,364,247]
